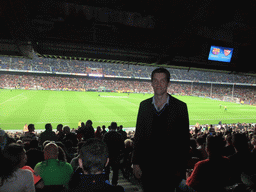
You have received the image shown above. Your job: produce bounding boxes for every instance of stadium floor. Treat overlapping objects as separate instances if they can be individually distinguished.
[110,170,187,192]
[109,169,143,192]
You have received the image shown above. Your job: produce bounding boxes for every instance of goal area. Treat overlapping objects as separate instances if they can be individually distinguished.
[223,96,241,104]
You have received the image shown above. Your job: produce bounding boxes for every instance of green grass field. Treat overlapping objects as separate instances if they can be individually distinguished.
[0,89,256,131]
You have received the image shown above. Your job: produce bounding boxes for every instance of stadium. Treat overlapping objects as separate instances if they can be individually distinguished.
[0,56,256,132]
[1,1,256,191]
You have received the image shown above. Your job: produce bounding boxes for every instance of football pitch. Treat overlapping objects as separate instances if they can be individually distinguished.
[0,89,256,131]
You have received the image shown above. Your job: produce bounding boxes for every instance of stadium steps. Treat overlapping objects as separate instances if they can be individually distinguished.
[109,169,143,192]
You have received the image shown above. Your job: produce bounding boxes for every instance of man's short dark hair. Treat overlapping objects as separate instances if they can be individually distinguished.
[196,136,205,146]
[232,133,249,152]
[86,120,93,127]
[151,67,170,82]
[206,135,225,155]
[110,122,117,130]
[28,124,34,131]
[79,138,108,174]
[57,124,63,129]
[3,143,24,169]
[45,123,52,130]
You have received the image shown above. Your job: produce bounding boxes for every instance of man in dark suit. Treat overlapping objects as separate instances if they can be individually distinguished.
[103,122,124,186]
[132,67,190,192]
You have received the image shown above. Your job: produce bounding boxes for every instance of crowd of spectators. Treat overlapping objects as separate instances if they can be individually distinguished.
[1,73,256,105]
[1,56,256,84]
[2,121,256,191]
[0,121,133,191]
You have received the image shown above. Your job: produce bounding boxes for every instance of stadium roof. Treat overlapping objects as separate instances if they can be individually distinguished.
[0,0,256,76]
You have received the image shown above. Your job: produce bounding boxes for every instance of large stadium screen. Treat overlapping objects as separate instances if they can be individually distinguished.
[208,45,233,63]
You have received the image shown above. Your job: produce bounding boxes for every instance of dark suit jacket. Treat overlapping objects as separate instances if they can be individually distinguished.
[132,94,190,174]
[103,131,124,160]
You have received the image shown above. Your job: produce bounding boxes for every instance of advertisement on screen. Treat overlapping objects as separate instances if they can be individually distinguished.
[208,46,233,62]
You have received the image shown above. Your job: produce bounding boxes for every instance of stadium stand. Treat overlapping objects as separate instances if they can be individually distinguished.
[1,56,256,84]
[1,56,256,191]
[1,121,256,191]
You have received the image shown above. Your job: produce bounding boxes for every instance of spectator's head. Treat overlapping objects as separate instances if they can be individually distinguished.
[124,139,133,148]
[151,67,171,96]
[45,123,52,131]
[110,122,117,130]
[86,120,93,127]
[96,126,101,132]
[16,140,23,145]
[151,67,170,83]
[57,124,63,132]
[81,122,85,127]
[78,138,109,174]
[206,135,225,157]
[3,143,26,169]
[63,126,70,134]
[226,135,233,146]
[196,136,205,147]
[0,143,26,186]
[190,138,197,150]
[44,142,59,160]
[43,140,51,149]
[28,124,35,132]
[232,133,249,152]
[102,125,106,130]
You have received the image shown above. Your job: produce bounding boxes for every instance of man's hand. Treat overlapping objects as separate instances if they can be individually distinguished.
[133,164,142,179]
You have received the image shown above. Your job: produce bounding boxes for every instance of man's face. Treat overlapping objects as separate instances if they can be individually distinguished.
[151,73,170,96]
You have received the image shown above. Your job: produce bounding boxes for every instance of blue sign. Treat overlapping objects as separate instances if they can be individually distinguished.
[208,46,233,63]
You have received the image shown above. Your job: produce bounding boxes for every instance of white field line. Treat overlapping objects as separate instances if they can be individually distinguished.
[0,93,27,105]
[191,117,256,121]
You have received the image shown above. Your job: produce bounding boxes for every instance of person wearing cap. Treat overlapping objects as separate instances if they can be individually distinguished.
[67,138,124,192]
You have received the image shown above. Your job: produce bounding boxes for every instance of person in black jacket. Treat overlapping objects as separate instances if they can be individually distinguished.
[132,67,190,192]
[103,122,124,186]
[79,120,95,141]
